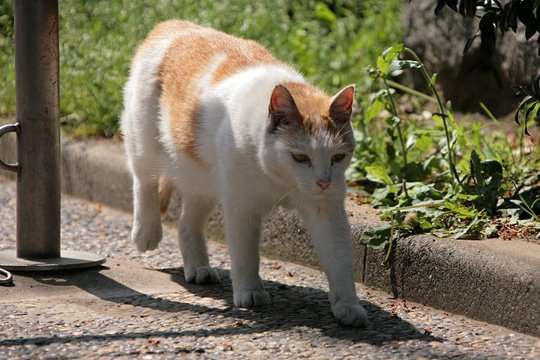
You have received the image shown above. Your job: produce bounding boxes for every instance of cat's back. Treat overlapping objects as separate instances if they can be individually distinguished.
[134,19,283,96]
[155,20,281,83]
[138,20,286,164]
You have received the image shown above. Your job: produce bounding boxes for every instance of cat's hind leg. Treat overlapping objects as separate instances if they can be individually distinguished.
[128,163,163,252]
[178,195,220,284]
[121,94,164,252]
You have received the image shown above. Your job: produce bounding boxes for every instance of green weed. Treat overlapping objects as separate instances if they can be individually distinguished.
[355,45,540,259]
[0,0,401,137]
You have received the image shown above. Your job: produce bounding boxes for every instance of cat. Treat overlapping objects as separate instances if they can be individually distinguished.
[121,20,367,327]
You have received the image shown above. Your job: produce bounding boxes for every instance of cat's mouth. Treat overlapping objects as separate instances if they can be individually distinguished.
[308,187,333,199]
[292,187,330,201]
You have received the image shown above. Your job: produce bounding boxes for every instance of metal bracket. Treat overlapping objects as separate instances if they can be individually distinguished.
[0,122,20,173]
[0,267,13,285]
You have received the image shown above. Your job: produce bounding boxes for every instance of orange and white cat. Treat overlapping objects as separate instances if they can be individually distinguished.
[121,20,367,327]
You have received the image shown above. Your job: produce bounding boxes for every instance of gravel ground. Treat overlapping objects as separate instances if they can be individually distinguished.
[0,177,539,359]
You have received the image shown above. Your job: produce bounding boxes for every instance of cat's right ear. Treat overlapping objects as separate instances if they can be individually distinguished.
[268,85,301,133]
[329,84,355,125]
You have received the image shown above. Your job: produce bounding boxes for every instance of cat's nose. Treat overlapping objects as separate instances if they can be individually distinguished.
[316,179,331,190]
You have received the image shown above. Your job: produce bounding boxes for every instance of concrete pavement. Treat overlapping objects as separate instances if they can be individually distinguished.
[1,177,539,358]
[45,138,540,337]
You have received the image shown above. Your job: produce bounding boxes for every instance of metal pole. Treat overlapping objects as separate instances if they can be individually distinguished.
[15,0,61,260]
[0,0,105,271]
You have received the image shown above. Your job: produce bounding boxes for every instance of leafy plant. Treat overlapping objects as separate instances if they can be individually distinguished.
[514,74,540,136]
[0,0,402,137]
[467,150,503,216]
[356,44,540,259]
[431,0,540,56]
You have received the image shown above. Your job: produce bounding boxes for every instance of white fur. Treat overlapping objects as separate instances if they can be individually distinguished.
[121,31,367,327]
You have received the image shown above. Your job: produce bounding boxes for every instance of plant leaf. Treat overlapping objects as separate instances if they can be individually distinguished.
[446,201,476,217]
[523,101,538,135]
[381,44,404,60]
[515,95,533,125]
[365,163,394,185]
[470,150,484,188]
[507,1,519,32]
[387,59,422,74]
[463,34,479,54]
[428,73,438,88]
[416,134,433,152]
[447,0,458,12]
[376,56,390,75]
[314,2,337,25]
[525,22,537,40]
[459,0,466,15]
[532,73,540,97]
[434,0,447,15]
[365,98,385,120]
[480,26,497,55]
[359,224,392,250]
[452,213,482,239]
[467,0,477,16]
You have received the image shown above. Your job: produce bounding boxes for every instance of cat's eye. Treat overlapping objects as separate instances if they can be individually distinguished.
[331,153,346,164]
[292,153,310,163]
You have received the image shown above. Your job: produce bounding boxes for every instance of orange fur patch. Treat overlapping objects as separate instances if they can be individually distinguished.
[282,83,337,135]
[158,176,173,216]
[133,20,199,65]
[153,21,283,165]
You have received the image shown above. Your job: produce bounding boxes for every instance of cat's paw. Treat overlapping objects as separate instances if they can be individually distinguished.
[132,221,162,252]
[184,266,221,284]
[331,300,368,327]
[234,289,271,307]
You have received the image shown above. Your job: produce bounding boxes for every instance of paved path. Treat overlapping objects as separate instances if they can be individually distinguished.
[0,177,539,359]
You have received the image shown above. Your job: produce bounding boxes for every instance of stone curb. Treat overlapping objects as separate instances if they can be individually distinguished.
[1,137,538,337]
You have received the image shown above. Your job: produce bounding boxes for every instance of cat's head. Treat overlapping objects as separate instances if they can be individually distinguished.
[263,83,356,199]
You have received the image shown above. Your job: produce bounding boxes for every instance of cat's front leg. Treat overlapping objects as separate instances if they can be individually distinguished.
[178,195,220,284]
[298,200,367,327]
[222,199,270,307]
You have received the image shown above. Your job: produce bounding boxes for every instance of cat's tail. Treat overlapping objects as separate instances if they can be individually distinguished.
[159,176,174,217]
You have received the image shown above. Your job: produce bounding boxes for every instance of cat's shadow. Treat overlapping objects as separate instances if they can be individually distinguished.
[160,267,441,344]
[17,265,441,347]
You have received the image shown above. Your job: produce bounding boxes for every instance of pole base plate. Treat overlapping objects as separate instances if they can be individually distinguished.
[0,249,105,271]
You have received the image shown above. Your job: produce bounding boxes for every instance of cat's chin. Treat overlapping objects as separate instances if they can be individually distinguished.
[307,190,333,200]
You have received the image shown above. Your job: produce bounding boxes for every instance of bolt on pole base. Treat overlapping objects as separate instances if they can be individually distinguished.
[0,250,105,271]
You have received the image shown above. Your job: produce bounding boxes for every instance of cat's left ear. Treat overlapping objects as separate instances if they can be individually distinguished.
[329,84,355,125]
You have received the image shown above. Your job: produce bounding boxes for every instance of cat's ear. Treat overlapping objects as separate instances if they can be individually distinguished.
[329,84,355,125]
[268,85,301,133]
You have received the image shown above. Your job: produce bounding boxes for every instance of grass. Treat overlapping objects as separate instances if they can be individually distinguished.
[0,0,401,137]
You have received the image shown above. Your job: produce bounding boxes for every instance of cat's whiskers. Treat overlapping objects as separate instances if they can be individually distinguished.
[269,186,301,214]
[332,128,354,148]
[290,188,306,209]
